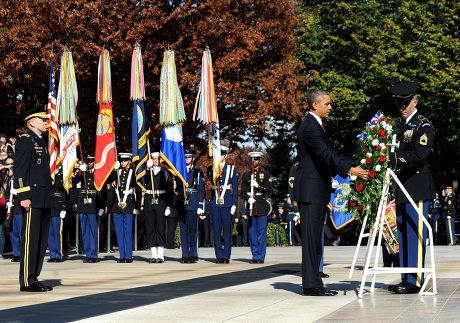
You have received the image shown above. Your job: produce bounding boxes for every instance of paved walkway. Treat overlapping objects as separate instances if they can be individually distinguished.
[0,246,459,322]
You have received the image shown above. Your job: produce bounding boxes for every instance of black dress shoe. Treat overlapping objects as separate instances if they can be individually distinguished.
[91,258,100,263]
[83,258,91,263]
[224,259,230,264]
[156,258,164,263]
[393,283,421,294]
[302,287,338,296]
[258,260,264,264]
[149,258,157,263]
[37,282,53,291]
[117,258,125,263]
[11,256,20,262]
[249,259,257,264]
[20,283,47,292]
[319,272,330,278]
[180,258,191,264]
[125,258,133,263]
[216,258,224,264]
[191,256,198,262]
[387,281,406,292]
[47,258,56,263]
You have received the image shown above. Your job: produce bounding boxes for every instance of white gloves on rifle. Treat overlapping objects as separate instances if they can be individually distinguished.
[98,209,105,217]
[248,197,256,205]
[250,179,259,188]
[79,163,87,172]
[114,161,121,170]
[230,205,236,215]
[146,159,154,168]
[60,210,67,219]
[165,207,171,216]
[294,212,300,222]
[197,208,204,215]
[6,201,13,209]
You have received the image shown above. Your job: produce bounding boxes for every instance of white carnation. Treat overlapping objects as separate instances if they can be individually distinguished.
[372,139,379,146]
[375,164,382,171]
[379,143,386,150]
[360,159,366,164]
[350,175,357,181]
[366,152,372,158]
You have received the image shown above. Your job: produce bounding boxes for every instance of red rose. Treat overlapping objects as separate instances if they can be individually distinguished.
[365,157,372,164]
[375,145,381,151]
[379,155,386,162]
[369,170,375,178]
[378,129,386,139]
[358,205,364,212]
[349,200,357,207]
[356,183,364,192]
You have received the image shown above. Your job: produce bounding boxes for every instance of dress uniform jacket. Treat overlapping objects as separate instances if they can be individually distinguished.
[51,171,66,215]
[444,192,456,245]
[107,168,137,214]
[48,171,66,260]
[241,169,272,216]
[185,166,205,212]
[73,170,101,214]
[207,163,238,208]
[6,172,24,259]
[13,129,55,288]
[392,111,435,203]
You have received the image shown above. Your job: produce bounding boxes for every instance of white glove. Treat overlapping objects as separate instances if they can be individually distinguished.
[230,205,236,215]
[114,161,120,170]
[133,209,139,215]
[242,215,248,220]
[79,163,87,172]
[165,207,171,216]
[197,208,204,215]
[251,179,259,188]
[248,197,256,205]
[447,216,451,220]
[146,159,154,168]
[98,209,105,216]
[60,210,66,219]
[294,215,300,222]
[6,201,13,209]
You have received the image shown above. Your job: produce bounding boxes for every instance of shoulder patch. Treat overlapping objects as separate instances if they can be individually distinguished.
[420,133,428,146]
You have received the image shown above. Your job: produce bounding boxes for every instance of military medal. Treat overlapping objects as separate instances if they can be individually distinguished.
[152,197,159,205]
[217,198,224,205]
[118,201,127,209]
[84,197,92,204]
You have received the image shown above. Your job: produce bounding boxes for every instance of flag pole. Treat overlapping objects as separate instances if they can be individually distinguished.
[146,139,155,197]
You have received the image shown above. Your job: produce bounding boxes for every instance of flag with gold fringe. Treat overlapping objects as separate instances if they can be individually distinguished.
[56,49,79,192]
[131,44,150,190]
[159,49,187,188]
[94,49,116,191]
[193,47,221,184]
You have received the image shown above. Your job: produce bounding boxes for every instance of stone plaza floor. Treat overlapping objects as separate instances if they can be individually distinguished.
[1,245,459,322]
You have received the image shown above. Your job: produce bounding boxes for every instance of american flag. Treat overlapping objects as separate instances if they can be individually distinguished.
[47,55,59,182]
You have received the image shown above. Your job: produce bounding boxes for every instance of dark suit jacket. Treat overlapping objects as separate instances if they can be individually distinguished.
[293,113,352,204]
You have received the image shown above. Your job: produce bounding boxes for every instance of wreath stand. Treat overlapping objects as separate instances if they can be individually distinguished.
[349,139,437,298]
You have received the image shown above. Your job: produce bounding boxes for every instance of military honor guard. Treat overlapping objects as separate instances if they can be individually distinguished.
[5,159,22,262]
[143,152,174,263]
[241,151,273,264]
[429,192,442,245]
[107,153,138,263]
[443,186,456,246]
[207,140,238,264]
[47,166,66,262]
[73,155,102,263]
[179,147,205,263]
[388,82,436,294]
[13,107,55,292]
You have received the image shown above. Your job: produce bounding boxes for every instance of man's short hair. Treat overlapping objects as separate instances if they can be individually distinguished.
[307,89,329,110]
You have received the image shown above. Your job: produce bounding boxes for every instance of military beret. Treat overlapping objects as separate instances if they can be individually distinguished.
[391,82,418,99]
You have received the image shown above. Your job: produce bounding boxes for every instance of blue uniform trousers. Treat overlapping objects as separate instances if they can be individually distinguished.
[396,201,429,287]
[79,213,98,259]
[113,213,134,260]
[248,215,268,261]
[446,216,456,245]
[285,220,296,246]
[11,213,23,257]
[48,216,63,259]
[211,206,232,260]
[179,210,199,259]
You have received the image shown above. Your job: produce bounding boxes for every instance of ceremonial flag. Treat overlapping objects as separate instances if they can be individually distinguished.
[131,45,150,190]
[47,53,59,183]
[161,125,187,185]
[94,49,116,191]
[56,49,79,192]
[329,175,354,230]
[194,48,221,184]
[159,49,187,188]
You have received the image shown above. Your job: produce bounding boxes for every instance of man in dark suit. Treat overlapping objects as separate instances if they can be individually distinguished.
[14,107,55,292]
[387,81,435,294]
[293,90,367,296]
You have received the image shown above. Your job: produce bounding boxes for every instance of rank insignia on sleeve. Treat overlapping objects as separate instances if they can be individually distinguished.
[448,200,452,205]
[398,157,406,163]
[420,133,428,146]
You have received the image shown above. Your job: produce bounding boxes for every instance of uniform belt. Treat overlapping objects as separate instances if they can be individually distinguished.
[212,185,231,190]
[54,192,63,197]
[255,192,264,196]
[80,189,97,194]
[186,188,199,193]
[145,190,166,195]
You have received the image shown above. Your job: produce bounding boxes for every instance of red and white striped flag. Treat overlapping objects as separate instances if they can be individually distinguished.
[47,54,59,182]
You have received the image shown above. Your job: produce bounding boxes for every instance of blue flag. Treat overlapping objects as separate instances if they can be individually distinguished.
[132,99,150,190]
[160,125,188,188]
[329,175,354,229]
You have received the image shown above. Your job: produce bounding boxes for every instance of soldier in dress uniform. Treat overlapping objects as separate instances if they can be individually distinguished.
[443,186,456,246]
[73,155,102,263]
[47,166,66,262]
[143,152,174,263]
[178,147,205,263]
[14,107,55,292]
[241,151,273,264]
[107,153,138,263]
[5,158,22,262]
[387,81,436,294]
[207,139,238,264]
[429,191,442,245]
